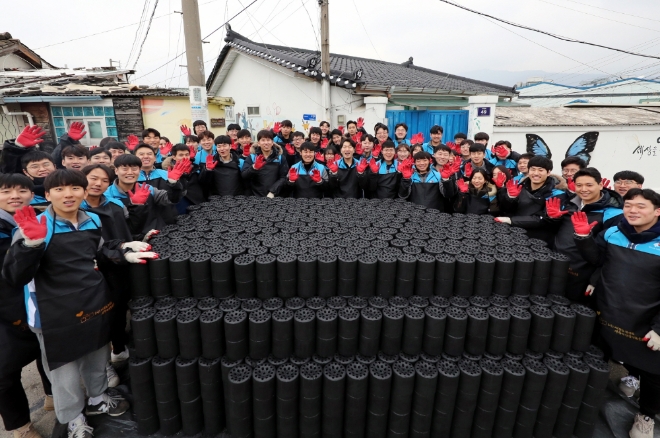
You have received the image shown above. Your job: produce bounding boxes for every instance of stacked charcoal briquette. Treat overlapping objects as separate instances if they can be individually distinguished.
[126,196,607,438]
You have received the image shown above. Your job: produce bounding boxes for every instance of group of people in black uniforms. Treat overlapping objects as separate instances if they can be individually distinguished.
[0,117,658,438]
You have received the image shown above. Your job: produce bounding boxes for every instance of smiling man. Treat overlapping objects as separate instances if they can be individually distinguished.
[61,145,90,171]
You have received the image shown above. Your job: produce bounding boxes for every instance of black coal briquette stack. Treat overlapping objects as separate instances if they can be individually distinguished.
[189,252,212,298]
[252,362,276,438]
[465,306,489,357]
[154,308,179,359]
[249,308,272,360]
[294,307,316,358]
[198,357,225,436]
[128,356,159,436]
[533,357,569,438]
[338,253,358,297]
[410,360,438,437]
[299,361,323,438]
[514,357,548,438]
[432,359,460,437]
[338,306,360,357]
[227,363,253,438]
[151,356,181,436]
[366,361,393,438]
[471,358,503,438]
[528,305,555,354]
[224,309,249,361]
[493,358,526,438]
[316,307,338,358]
[169,252,192,298]
[507,306,531,356]
[344,361,369,438]
[570,304,597,352]
[255,253,277,299]
[359,307,382,357]
[149,255,171,298]
[317,254,338,298]
[199,308,224,359]
[132,307,158,359]
[444,307,468,357]
[277,253,297,299]
[550,305,576,353]
[322,362,346,437]
[175,356,203,436]
[211,253,235,299]
[451,358,482,438]
[574,356,609,438]
[423,306,446,357]
[276,362,300,437]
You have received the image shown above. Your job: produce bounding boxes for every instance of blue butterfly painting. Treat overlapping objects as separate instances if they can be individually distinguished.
[525,132,599,165]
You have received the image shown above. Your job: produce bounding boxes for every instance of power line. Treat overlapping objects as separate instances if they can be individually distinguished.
[127,0,152,66]
[437,0,660,60]
[300,0,320,51]
[563,0,660,24]
[132,0,160,68]
[167,16,184,87]
[350,0,382,61]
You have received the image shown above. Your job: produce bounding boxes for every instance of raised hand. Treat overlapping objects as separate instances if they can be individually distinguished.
[180,125,191,136]
[160,142,173,156]
[441,162,456,180]
[506,179,522,198]
[464,162,473,178]
[566,177,576,193]
[321,138,329,149]
[398,160,414,179]
[230,138,238,150]
[128,182,151,205]
[273,122,281,134]
[357,117,364,129]
[372,143,382,158]
[167,159,190,182]
[14,206,47,246]
[188,144,197,159]
[242,143,251,157]
[369,159,379,174]
[68,122,87,141]
[571,211,598,236]
[327,156,339,173]
[310,169,322,183]
[602,178,611,189]
[338,126,345,134]
[494,171,507,188]
[545,197,569,218]
[315,151,325,163]
[457,179,469,193]
[493,145,509,159]
[288,167,299,183]
[356,158,369,174]
[125,134,139,151]
[205,154,217,171]
[285,143,296,156]
[253,154,267,170]
[16,125,46,148]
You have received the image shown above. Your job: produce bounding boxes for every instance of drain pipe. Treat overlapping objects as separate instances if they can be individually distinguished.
[2,105,34,126]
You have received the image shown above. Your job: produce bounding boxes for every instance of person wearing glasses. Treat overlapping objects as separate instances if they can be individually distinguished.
[613,171,644,197]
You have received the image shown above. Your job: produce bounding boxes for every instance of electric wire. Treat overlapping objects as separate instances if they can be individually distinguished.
[350,0,382,61]
[132,0,161,69]
[127,0,153,66]
[563,0,660,23]
[301,0,321,51]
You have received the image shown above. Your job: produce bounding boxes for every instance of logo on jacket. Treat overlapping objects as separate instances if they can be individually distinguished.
[12,319,21,326]
[76,311,84,317]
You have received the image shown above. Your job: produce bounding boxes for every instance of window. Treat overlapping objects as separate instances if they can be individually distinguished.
[51,105,117,145]
[247,106,260,116]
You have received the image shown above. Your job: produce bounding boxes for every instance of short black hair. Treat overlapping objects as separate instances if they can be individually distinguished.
[380,140,396,150]
[528,156,553,172]
[257,130,274,141]
[309,127,322,137]
[214,135,232,145]
[21,151,54,170]
[361,134,375,144]
[44,169,88,191]
[171,144,189,155]
[300,141,317,152]
[280,120,293,128]
[375,123,388,133]
[430,125,444,134]
[113,153,142,168]
[82,163,115,181]
[561,156,586,169]
[0,173,34,191]
[394,123,408,132]
[161,137,170,144]
[342,138,356,149]
[133,143,156,155]
[141,128,160,138]
[346,120,357,128]
[184,135,199,143]
[413,151,432,160]
[324,145,338,155]
[193,120,207,128]
[197,130,215,140]
[613,170,644,184]
[469,143,486,153]
[90,148,112,159]
[62,144,90,159]
[460,139,474,147]
[292,131,305,139]
[99,137,115,148]
[519,153,534,160]
[474,132,489,142]
[495,140,512,149]
[454,132,467,140]
[226,123,241,131]
[435,145,452,154]
[330,129,343,137]
[237,129,252,139]
[573,167,602,184]
[105,141,126,152]
[319,121,330,128]
[623,188,660,208]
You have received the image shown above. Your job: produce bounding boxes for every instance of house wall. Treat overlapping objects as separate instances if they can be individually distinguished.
[493,125,660,190]
[19,102,53,142]
[0,53,36,69]
[213,54,365,137]
[141,96,225,142]
[114,98,144,143]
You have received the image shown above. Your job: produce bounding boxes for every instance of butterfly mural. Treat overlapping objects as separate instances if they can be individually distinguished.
[525,132,599,165]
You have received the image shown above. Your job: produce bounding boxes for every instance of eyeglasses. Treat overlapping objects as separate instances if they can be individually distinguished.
[614,180,638,186]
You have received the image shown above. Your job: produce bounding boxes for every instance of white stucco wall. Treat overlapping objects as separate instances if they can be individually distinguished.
[493,125,660,190]
[213,53,370,136]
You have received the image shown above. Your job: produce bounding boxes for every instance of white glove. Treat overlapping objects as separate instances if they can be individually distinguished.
[266,192,275,199]
[122,241,152,252]
[494,217,511,225]
[644,330,660,351]
[125,252,158,264]
[142,229,160,242]
[585,284,595,296]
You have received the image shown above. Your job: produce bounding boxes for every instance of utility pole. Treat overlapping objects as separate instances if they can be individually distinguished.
[319,0,331,123]
[181,0,209,123]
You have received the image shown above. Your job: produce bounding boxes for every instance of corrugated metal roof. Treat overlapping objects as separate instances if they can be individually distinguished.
[494,106,660,127]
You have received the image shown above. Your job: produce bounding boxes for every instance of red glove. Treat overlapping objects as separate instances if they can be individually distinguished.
[602,178,611,189]
[356,158,368,174]
[68,122,87,141]
[373,143,382,158]
[160,142,173,156]
[494,171,507,188]
[493,145,509,159]
[89,145,98,150]
[546,198,569,219]
[14,206,47,244]
[188,145,197,159]
[369,159,379,174]
[230,139,238,150]
[205,154,217,171]
[506,179,522,198]
[355,142,363,156]
[321,138,329,149]
[128,182,151,205]
[464,162,473,178]
[457,179,469,193]
[180,125,191,136]
[273,122,281,134]
[125,134,139,151]
[286,144,296,155]
[357,117,364,129]
[253,154,267,170]
[242,144,251,157]
[315,151,325,162]
[571,211,598,236]
[566,177,576,193]
[310,169,322,183]
[288,167,299,183]
[167,158,190,181]
[441,162,456,179]
[16,125,46,147]
[327,157,339,173]
[398,160,413,179]
[338,126,345,134]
